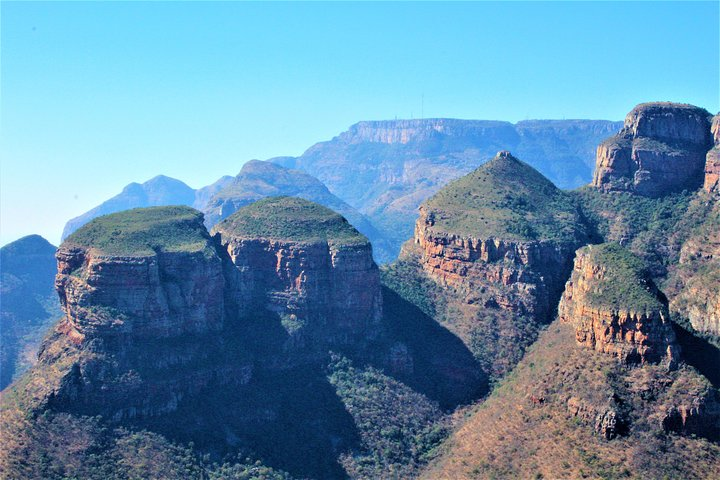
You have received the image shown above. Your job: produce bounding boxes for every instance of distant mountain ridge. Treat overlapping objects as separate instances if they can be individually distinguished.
[273,117,622,251]
[61,117,620,262]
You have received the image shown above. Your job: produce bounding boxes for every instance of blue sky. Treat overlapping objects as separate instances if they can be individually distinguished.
[1,1,718,246]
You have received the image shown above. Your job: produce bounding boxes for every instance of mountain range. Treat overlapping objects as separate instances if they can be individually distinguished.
[61,118,621,261]
[1,102,718,479]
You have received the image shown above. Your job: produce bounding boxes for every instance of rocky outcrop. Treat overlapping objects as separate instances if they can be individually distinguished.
[414,215,577,322]
[662,387,720,439]
[41,207,252,420]
[558,244,679,365]
[704,114,720,194]
[214,197,383,356]
[592,103,713,197]
[406,152,591,378]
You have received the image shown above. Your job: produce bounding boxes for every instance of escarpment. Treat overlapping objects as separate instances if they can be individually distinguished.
[213,196,383,356]
[592,102,713,197]
[704,113,720,194]
[42,207,251,420]
[558,243,679,365]
[407,151,591,378]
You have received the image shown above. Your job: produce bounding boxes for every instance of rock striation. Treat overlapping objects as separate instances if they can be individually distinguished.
[704,113,720,194]
[558,243,679,365]
[592,102,713,197]
[213,196,383,355]
[44,206,251,420]
[408,151,591,377]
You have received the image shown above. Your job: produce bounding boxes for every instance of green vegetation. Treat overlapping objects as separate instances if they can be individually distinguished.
[582,243,663,312]
[573,187,699,275]
[214,196,367,245]
[423,153,587,243]
[327,354,448,478]
[63,206,213,256]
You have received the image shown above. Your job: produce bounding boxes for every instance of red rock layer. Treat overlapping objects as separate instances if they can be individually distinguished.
[592,103,713,197]
[558,247,679,365]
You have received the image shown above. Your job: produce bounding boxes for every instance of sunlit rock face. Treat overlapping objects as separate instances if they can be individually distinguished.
[592,102,713,197]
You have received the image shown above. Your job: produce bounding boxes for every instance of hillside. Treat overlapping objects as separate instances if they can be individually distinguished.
[0,235,61,390]
[1,201,487,480]
[397,151,591,382]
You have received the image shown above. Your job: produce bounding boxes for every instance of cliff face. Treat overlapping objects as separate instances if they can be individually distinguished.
[405,152,590,378]
[558,244,679,365]
[214,197,382,357]
[592,103,713,197]
[704,114,720,194]
[43,207,251,420]
[666,200,720,337]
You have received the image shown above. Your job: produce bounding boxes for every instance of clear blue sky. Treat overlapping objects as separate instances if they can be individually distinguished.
[1,1,718,246]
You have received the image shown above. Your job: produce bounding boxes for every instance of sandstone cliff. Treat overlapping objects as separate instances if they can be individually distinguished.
[704,113,720,194]
[405,151,591,379]
[558,243,679,365]
[592,102,713,197]
[665,199,720,337]
[43,206,251,420]
[213,196,383,357]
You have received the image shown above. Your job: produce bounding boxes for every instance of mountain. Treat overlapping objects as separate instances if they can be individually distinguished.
[61,162,394,263]
[274,118,621,251]
[0,235,61,390]
[422,244,718,479]
[202,160,395,262]
[592,102,714,196]
[1,200,485,479]
[387,151,592,382]
[61,175,197,240]
[3,102,718,479]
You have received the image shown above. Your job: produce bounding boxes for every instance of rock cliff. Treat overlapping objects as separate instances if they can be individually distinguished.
[43,206,251,420]
[592,102,713,197]
[406,151,591,378]
[558,243,679,365]
[704,113,720,194]
[665,199,720,337]
[213,196,383,356]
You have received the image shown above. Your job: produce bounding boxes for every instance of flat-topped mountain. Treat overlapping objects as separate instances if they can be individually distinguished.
[0,235,61,390]
[213,197,383,350]
[275,118,620,251]
[1,200,486,479]
[592,102,714,197]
